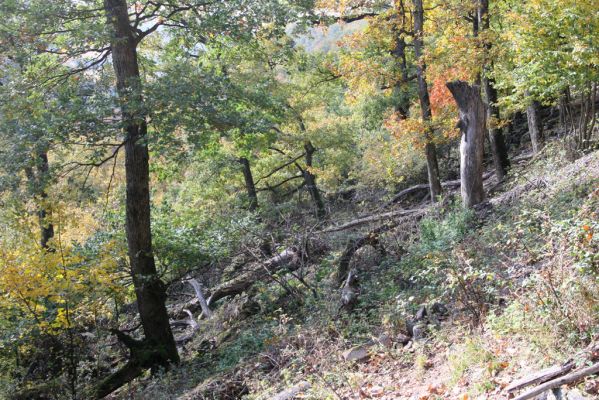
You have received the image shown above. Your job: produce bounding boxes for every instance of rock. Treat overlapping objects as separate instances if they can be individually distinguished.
[412,323,427,341]
[396,333,411,345]
[584,379,599,395]
[342,345,370,362]
[351,246,383,270]
[430,302,448,316]
[547,387,563,400]
[415,305,427,321]
[567,389,590,400]
[379,333,393,347]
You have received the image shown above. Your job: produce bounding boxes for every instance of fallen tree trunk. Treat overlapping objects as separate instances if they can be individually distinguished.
[506,361,574,393]
[206,239,328,307]
[513,362,599,400]
[320,208,427,234]
[383,172,493,209]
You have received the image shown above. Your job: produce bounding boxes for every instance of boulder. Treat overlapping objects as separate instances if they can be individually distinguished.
[342,345,370,362]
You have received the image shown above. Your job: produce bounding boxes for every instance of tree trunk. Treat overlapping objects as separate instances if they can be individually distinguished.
[411,0,442,201]
[447,81,486,208]
[391,33,410,118]
[303,141,326,219]
[479,0,510,180]
[526,98,544,154]
[239,157,258,211]
[36,151,55,250]
[103,0,178,379]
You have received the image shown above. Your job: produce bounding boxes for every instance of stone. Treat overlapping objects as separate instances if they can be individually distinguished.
[396,333,411,345]
[412,323,427,341]
[342,345,370,362]
[430,302,448,316]
[374,333,393,348]
[415,305,427,321]
[567,389,590,400]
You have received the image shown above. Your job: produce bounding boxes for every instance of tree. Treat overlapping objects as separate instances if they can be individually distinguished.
[97,1,179,396]
[411,0,442,201]
[447,81,486,208]
[478,0,510,180]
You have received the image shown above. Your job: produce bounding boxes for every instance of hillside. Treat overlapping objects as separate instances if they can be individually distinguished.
[0,1,597,399]
[104,138,598,400]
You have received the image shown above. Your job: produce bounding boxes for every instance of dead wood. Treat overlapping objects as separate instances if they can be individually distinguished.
[506,361,574,393]
[382,172,494,209]
[320,208,427,234]
[188,279,213,318]
[512,362,599,400]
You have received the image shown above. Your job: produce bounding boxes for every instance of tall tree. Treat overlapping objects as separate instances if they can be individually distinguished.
[478,0,510,180]
[411,0,442,201]
[96,0,179,395]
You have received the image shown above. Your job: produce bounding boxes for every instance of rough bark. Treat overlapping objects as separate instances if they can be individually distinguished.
[411,0,442,201]
[526,98,544,154]
[447,80,486,208]
[479,0,510,180]
[239,157,258,211]
[99,0,179,396]
[303,141,326,219]
[36,151,55,249]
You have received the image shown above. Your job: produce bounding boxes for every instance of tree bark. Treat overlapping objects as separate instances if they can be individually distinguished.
[526,98,544,154]
[411,0,442,201]
[103,0,178,383]
[447,81,486,208]
[36,151,54,250]
[303,141,326,219]
[479,0,510,180]
[239,157,258,211]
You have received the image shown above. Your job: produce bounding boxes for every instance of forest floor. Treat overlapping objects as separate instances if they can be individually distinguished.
[112,143,599,400]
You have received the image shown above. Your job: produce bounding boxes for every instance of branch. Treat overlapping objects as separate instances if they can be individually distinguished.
[255,153,306,184]
[513,363,599,400]
[257,174,303,192]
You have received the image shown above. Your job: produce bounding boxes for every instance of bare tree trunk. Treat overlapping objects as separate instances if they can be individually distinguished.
[99,1,179,396]
[479,0,510,180]
[447,81,486,208]
[303,141,326,219]
[412,0,442,201]
[526,97,544,154]
[239,157,258,211]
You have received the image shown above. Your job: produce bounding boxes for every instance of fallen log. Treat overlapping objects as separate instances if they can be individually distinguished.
[206,240,332,307]
[207,247,299,306]
[506,361,574,393]
[513,362,599,400]
[320,208,427,234]
[269,381,311,400]
[382,171,494,209]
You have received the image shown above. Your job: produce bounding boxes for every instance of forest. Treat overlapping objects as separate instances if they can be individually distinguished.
[0,0,597,399]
